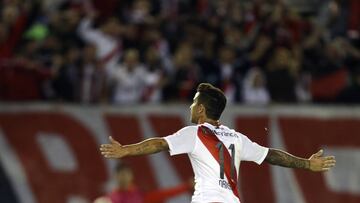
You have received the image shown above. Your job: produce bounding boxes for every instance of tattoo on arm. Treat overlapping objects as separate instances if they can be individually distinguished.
[265,148,310,169]
[125,138,169,156]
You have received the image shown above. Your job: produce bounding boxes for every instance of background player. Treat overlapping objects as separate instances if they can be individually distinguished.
[94,161,193,203]
[100,83,336,203]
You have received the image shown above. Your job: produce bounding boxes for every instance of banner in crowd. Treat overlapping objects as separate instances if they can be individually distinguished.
[0,104,359,203]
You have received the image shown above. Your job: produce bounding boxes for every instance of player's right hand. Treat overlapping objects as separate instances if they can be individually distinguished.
[100,136,127,159]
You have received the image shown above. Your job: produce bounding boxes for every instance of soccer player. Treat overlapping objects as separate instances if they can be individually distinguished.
[100,83,336,203]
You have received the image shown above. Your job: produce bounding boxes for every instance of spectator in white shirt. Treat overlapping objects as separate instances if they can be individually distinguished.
[242,68,270,105]
[78,12,122,76]
[79,44,106,104]
[109,49,148,104]
[142,47,170,103]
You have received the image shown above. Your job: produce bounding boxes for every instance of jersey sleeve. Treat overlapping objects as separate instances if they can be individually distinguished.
[239,134,269,164]
[164,126,197,156]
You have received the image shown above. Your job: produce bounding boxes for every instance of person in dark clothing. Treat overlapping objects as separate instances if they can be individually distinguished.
[265,47,298,103]
[337,69,360,104]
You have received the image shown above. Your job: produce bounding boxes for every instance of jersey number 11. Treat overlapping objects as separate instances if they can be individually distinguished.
[216,143,235,180]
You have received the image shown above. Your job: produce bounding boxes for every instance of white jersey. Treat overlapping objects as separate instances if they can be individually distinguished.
[164,122,269,203]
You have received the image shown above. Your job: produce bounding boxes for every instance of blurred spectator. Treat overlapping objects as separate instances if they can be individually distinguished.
[306,38,349,102]
[196,35,221,87]
[0,3,27,59]
[0,56,53,101]
[94,162,193,203]
[348,0,360,40]
[248,34,273,71]
[217,46,242,102]
[142,47,168,103]
[48,8,83,47]
[78,9,122,76]
[266,47,298,103]
[0,0,359,104]
[109,49,149,104]
[78,44,106,103]
[143,28,171,69]
[242,68,270,105]
[337,68,360,104]
[52,46,81,102]
[295,73,312,103]
[95,162,142,203]
[336,38,360,103]
[317,0,349,39]
[128,0,153,24]
[163,43,200,102]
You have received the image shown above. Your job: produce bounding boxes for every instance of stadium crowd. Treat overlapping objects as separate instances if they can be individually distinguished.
[0,0,359,105]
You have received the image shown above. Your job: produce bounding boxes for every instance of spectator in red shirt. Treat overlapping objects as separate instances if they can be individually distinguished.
[0,4,27,59]
[94,162,193,203]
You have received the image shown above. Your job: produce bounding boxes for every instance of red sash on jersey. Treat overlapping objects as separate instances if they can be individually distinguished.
[197,126,240,200]
[100,43,122,64]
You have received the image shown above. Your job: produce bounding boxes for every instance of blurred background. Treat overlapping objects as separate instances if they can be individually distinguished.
[0,0,359,203]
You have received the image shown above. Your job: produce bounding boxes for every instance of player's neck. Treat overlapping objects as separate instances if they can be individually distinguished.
[198,118,220,127]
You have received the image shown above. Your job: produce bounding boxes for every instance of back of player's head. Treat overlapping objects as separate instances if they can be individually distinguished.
[197,83,227,120]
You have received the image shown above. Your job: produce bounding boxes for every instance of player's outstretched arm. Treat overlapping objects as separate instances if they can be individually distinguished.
[264,148,336,172]
[100,136,169,159]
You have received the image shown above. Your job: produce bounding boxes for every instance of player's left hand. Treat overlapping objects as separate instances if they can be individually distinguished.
[100,136,127,159]
[308,149,336,172]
